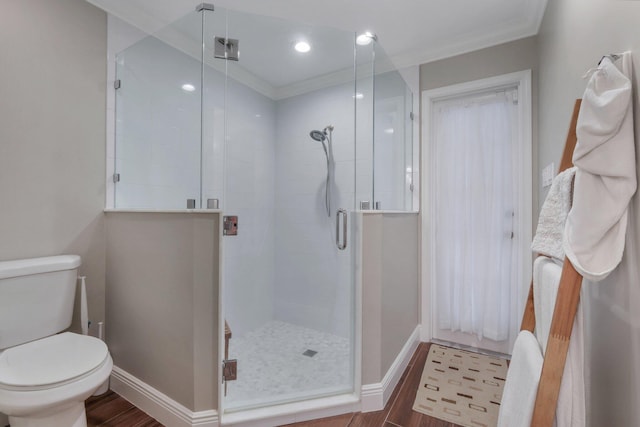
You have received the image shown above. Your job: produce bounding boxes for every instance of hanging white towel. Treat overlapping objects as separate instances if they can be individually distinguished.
[532,167,576,260]
[556,291,586,427]
[497,330,543,427]
[564,52,637,282]
[532,256,586,427]
[533,256,563,351]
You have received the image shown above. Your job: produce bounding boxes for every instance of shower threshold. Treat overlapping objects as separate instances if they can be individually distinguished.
[221,393,359,426]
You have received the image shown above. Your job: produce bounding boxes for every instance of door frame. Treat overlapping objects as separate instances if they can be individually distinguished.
[419,70,532,353]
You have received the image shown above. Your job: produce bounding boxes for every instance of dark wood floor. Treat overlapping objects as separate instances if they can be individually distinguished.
[86,392,162,427]
[86,342,460,427]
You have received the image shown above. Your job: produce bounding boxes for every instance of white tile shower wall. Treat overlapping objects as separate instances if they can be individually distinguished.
[274,83,355,338]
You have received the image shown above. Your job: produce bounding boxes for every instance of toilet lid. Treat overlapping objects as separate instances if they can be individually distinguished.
[0,332,109,388]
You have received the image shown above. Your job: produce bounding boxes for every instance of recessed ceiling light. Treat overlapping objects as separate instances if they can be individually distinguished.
[354,92,364,99]
[294,41,311,53]
[181,83,196,92]
[356,32,376,46]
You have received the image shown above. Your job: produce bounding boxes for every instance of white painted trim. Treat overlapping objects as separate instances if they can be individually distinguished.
[221,394,359,427]
[360,325,421,413]
[420,70,533,353]
[110,366,219,427]
[360,383,384,413]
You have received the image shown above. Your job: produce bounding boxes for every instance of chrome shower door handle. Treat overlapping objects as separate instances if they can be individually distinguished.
[336,209,347,250]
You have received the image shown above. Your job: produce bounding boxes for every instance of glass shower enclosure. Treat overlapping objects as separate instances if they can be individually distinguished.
[110,3,414,416]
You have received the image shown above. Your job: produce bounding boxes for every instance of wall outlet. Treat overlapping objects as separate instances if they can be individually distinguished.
[542,162,555,188]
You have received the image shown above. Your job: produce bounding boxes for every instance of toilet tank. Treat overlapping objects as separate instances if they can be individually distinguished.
[0,255,81,350]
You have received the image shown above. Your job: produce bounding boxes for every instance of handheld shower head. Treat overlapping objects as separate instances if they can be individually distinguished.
[309,130,326,142]
[309,126,334,217]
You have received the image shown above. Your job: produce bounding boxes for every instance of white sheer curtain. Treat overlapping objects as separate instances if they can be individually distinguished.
[433,90,518,341]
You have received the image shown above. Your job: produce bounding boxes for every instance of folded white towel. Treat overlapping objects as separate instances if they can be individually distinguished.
[564,52,637,282]
[497,330,543,427]
[532,167,576,260]
[532,256,586,427]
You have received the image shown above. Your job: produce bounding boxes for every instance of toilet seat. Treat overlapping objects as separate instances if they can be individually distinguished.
[0,332,109,391]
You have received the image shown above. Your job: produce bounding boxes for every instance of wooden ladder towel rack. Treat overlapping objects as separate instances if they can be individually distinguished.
[520,99,583,427]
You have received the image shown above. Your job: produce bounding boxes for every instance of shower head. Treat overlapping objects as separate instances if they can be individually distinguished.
[309,130,326,142]
[308,126,334,217]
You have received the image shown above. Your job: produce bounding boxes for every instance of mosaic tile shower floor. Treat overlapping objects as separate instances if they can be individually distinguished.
[224,321,351,410]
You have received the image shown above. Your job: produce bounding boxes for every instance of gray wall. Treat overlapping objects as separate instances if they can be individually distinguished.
[420,36,539,214]
[362,213,419,384]
[0,1,107,332]
[105,212,219,412]
[537,1,640,425]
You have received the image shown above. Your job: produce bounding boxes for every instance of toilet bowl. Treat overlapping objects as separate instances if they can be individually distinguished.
[0,332,113,427]
[0,255,113,427]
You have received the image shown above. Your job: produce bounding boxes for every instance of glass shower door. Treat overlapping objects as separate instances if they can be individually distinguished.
[200,7,357,412]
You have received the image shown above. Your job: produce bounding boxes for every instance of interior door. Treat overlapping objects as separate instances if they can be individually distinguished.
[429,87,521,355]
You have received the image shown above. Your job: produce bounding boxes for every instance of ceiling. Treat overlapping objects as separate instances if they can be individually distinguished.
[87,0,547,97]
[88,0,547,67]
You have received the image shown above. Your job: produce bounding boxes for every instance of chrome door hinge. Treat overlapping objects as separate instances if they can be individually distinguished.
[114,79,121,90]
[112,173,120,183]
[409,112,415,121]
[223,359,237,382]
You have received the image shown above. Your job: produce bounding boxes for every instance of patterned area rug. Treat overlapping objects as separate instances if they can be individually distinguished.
[412,344,508,427]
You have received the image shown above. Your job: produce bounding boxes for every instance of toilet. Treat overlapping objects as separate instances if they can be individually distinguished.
[0,255,113,427]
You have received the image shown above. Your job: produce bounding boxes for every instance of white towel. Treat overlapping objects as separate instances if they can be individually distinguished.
[533,256,563,351]
[532,167,576,260]
[497,330,543,427]
[556,294,586,427]
[532,256,586,427]
[564,52,637,282]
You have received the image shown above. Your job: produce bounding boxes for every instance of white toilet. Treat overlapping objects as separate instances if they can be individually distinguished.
[0,255,113,427]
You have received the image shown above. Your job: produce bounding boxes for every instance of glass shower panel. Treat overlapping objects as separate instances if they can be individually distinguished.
[353,37,415,212]
[404,85,415,210]
[372,44,414,211]
[355,40,375,209]
[203,7,357,412]
[113,11,203,209]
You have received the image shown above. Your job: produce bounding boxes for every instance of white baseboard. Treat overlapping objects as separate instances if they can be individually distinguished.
[360,325,421,413]
[110,366,219,427]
